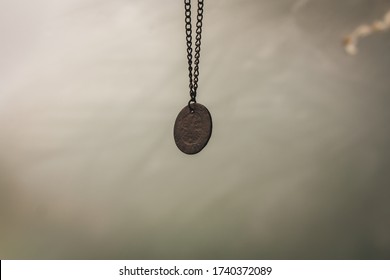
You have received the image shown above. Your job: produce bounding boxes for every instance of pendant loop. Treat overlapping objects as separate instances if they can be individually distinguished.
[188,98,197,112]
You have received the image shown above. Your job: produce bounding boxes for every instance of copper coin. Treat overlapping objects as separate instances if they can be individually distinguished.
[174,103,212,154]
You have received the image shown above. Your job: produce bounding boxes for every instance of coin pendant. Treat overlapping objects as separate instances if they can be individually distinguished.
[174,103,212,154]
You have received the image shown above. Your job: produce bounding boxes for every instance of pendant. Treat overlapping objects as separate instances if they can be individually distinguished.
[174,103,212,154]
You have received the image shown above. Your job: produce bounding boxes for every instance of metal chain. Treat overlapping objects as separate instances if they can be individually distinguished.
[184,0,204,109]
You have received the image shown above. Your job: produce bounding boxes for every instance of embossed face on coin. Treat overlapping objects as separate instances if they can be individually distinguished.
[174,103,212,154]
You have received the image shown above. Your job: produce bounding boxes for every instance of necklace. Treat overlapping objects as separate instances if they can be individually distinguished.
[174,0,212,155]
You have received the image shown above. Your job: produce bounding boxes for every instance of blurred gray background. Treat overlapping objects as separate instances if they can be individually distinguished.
[1,0,390,259]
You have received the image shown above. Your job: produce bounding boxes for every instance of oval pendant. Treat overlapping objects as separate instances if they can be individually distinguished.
[174,103,212,154]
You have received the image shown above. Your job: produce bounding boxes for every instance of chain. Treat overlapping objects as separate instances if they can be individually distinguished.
[184,0,204,109]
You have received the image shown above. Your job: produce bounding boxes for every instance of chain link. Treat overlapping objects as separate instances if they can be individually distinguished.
[184,0,204,108]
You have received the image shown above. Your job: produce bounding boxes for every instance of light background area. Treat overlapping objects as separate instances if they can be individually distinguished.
[1,0,390,259]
